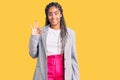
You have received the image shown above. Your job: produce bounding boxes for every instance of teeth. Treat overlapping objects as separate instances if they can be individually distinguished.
[53,20,55,21]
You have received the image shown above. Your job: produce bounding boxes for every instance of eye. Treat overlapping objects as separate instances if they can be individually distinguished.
[55,12,58,15]
[48,13,52,16]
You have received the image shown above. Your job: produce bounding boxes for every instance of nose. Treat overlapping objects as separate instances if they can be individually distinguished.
[52,14,56,19]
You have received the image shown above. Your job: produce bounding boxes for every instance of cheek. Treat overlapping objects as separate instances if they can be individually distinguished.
[48,16,52,20]
[56,15,61,20]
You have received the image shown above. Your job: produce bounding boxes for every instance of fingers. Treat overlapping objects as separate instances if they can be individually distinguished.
[30,21,41,32]
[34,21,38,28]
[39,27,41,30]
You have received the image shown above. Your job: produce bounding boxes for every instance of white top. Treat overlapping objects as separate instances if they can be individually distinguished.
[46,27,63,56]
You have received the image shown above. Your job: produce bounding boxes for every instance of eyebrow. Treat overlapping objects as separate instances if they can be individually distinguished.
[48,10,60,14]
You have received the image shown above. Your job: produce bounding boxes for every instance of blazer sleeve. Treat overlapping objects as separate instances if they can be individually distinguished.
[71,31,80,80]
[29,35,40,58]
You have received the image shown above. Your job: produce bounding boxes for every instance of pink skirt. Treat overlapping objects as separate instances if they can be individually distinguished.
[47,54,64,80]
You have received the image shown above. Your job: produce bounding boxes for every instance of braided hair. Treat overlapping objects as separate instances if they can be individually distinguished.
[45,2,68,51]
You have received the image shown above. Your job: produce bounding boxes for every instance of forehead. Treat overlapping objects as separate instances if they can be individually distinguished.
[48,6,60,13]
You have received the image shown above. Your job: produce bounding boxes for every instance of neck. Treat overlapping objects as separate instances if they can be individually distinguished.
[50,24,60,30]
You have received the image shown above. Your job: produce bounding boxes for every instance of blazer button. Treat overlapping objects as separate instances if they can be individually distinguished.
[64,67,66,70]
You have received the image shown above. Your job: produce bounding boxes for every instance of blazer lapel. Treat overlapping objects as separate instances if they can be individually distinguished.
[42,25,49,56]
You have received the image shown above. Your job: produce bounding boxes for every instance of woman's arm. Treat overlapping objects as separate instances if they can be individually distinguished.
[71,31,80,80]
[29,22,41,58]
[29,35,40,58]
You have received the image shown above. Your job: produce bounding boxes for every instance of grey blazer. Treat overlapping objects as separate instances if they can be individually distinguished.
[29,25,80,80]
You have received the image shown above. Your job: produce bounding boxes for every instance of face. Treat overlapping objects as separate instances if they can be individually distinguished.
[47,6,62,27]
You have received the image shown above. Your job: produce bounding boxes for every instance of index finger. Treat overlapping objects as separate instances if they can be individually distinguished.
[34,21,38,28]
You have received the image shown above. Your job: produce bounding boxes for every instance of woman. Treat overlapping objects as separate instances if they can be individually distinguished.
[29,2,79,80]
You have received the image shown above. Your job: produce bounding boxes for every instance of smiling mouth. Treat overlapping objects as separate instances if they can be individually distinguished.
[51,20,56,22]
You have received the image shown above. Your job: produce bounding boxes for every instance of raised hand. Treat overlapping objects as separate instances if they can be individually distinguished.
[30,21,41,35]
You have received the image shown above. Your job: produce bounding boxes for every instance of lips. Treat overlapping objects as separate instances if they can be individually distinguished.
[52,19,56,22]
[51,20,57,23]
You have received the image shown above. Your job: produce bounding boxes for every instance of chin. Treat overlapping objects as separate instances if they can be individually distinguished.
[51,23,58,26]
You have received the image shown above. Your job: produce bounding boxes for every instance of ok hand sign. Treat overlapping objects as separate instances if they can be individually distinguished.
[30,21,41,35]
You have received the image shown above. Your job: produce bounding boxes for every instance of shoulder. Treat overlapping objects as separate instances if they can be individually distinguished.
[41,25,49,30]
[41,25,50,33]
[67,27,76,36]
